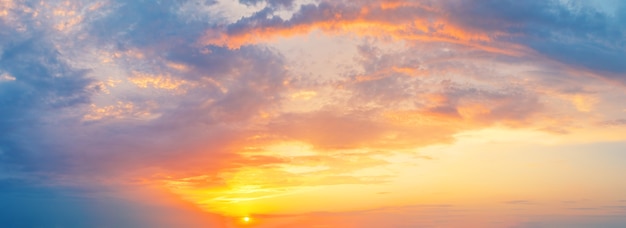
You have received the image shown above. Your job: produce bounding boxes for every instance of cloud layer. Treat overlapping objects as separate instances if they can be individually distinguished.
[1,0,626,227]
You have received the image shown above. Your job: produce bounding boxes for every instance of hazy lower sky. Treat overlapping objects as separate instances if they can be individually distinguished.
[1,0,626,227]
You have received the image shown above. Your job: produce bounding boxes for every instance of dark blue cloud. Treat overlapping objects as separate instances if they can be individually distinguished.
[239,0,295,8]
[0,0,290,175]
[0,31,93,174]
[3,0,290,178]
[95,1,290,124]
[87,0,214,48]
[446,0,626,79]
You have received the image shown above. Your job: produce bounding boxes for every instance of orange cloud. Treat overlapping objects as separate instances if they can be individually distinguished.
[200,1,525,56]
[82,101,159,121]
[0,0,15,18]
[129,71,196,92]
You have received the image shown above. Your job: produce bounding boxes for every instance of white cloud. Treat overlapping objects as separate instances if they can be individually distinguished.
[0,73,16,82]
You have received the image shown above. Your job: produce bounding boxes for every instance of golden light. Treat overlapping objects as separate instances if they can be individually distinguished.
[242,216,251,223]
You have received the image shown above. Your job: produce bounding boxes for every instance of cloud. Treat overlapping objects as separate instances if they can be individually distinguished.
[240,0,295,8]
[202,1,494,49]
[445,0,626,78]
[0,0,291,205]
[53,45,292,178]
[268,110,458,150]
[269,40,545,150]
[504,200,535,205]
[87,0,207,47]
[0,31,93,175]
[202,0,625,83]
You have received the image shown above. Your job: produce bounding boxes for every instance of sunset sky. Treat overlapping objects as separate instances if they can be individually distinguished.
[2,0,626,227]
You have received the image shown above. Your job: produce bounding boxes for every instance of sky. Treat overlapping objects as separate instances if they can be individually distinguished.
[1,0,626,227]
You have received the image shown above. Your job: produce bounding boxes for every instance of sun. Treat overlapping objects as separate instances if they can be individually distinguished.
[242,216,251,223]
